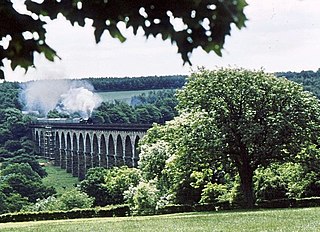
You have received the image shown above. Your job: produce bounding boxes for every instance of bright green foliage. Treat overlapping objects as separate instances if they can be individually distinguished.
[124,181,159,215]
[103,167,142,205]
[141,111,222,204]
[141,68,320,208]
[200,183,228,204]
[57,189,94,210]
[24,196,58,212]
[1,0,247,78]
[93,90,178,124]
[80,167,141,206]
[25,189,93,212]
[176,68,320,207]
[80,167,110,206]
[139,140,170,181]
[297,144,320,197]
[254,162,308,201]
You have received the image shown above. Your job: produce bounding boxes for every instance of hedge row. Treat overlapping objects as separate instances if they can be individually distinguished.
[257,197,320,209]
[0,205,130,223]
[156,202,230,215]
[157,197,320,215]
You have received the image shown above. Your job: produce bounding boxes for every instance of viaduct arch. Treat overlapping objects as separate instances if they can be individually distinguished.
[30,122,150,180]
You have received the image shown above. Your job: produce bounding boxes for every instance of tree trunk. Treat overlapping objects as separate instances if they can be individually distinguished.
[238,164,255,208]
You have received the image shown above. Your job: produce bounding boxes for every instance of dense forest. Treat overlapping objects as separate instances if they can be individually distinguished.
[91,90,178,124]
[276,70,320,98]
[86,75,186,92]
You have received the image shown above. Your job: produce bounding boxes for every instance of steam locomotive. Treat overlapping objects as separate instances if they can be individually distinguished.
[35,117,93,124]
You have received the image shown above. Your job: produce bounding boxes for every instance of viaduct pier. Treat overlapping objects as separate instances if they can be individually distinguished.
[30,120,151,179]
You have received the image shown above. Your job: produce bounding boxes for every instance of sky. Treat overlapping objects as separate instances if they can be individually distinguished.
[3,0,320,82]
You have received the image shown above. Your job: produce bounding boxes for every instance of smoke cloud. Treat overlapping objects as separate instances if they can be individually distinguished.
[20,80,102,119]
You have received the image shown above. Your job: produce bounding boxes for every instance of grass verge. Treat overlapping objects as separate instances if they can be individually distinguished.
[41,160,79,195]
[97,89,165,104]
[1,207,320,232]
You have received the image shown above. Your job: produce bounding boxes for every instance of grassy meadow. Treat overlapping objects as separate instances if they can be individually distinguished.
[1,207,320,232]
[97,89,166,104]
[41,160,79,195]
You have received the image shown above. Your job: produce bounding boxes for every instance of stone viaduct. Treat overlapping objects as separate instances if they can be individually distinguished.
[30,121,151,180]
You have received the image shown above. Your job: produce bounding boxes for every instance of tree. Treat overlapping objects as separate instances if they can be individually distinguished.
[0,0,247,79]
[102,166,141,205]
[141,68,320,208]
[80,166,141,206]
[175,68,320,207]
[80,167,110,206]
[0,163,55,209]
[3,154,47,178]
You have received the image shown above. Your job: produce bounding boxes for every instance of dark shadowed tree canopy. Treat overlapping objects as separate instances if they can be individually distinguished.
[0,0,247,79]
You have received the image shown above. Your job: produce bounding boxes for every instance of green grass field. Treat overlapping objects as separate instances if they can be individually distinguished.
[41,160,79,195]
[1,207,320,232]
[97,89,165,104]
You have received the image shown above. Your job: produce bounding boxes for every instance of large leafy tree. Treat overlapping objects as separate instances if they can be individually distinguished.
[0,0,247,79]
[141,68,320,208]
[175,68,320,207]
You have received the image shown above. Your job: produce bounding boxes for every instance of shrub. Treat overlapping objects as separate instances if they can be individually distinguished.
[254,162,308,202]
[24,189,94,212]
[81,166,141,206]
[58,189,94,210]
[125,181,159,215]
[200,183,228,204]
[23,196,58,212]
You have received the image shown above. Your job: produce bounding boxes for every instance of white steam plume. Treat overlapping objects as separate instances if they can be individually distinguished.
[20,80,102,118]
[57,87,102,119]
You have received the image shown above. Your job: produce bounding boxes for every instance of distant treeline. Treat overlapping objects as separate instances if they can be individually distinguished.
[85,75,187,92]
[86,71,320,98]
[276,70,320,99]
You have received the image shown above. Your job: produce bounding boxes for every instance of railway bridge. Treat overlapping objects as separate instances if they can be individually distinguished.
[30,121,151,179]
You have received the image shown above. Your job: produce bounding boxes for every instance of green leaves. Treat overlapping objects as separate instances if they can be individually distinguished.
[174,68,320,206]
[0,0,59,74]
[1,0,248,78]
[177,68,320,169]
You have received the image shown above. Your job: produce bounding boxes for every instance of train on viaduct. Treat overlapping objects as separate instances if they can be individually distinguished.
[30,118,152,180]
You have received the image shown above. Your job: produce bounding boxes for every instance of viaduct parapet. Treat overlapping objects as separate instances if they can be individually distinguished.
[30,122,151,180]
